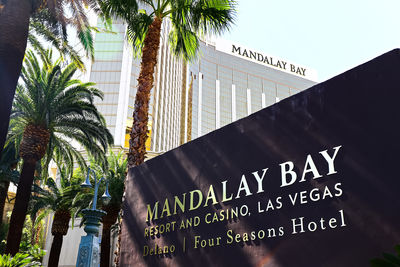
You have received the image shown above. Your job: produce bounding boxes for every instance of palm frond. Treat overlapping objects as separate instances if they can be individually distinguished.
[126,12,153,56]
[167,0,236,60]
[29,15,86,71]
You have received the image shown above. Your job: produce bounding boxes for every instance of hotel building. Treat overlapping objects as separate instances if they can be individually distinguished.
[90,21,317,153]
[184,39,317,141]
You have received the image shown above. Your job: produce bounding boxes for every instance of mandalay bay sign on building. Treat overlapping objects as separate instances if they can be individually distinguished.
[215,39,318,81]
[119,49,400,266]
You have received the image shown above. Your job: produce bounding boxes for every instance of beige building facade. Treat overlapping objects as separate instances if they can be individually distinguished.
[184,39,317,140]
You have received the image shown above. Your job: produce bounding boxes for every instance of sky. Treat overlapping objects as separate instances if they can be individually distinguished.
[221,0,400,82]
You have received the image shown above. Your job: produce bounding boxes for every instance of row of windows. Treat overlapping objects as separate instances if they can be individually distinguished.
[92,61,123,72]
[191,79,295,138]
[94,42,124,51]
[91,72,122,83]
[95,34,125,43]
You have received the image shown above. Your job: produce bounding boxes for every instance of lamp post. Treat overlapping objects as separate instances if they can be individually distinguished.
[76,168,111,267]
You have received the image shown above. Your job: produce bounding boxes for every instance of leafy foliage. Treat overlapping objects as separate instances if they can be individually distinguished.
[103,150,127,207]
[19,244,46,264]
[371,245,400,267]
[30,166,90,227]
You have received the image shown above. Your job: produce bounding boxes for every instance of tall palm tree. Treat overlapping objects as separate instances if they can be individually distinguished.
[30,170,88,267]
[100,2,236,265]
[0,0,102,158]
[99,151,127,267]
[5,49,113,255]
[100,0,236,168]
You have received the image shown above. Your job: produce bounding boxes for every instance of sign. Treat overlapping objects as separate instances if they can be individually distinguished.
[120,49,400,266]
[215,39,318,81]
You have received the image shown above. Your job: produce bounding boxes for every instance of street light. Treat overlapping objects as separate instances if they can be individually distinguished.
[76,168,111,267]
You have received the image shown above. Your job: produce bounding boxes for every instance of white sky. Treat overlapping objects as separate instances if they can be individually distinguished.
[222,0,400,82]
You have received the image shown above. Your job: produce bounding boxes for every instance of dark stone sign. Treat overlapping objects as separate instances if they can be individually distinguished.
[120,49,400,266]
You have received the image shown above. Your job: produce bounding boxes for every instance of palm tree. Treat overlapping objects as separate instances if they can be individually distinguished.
[0,0,102,158]
[30,170,88,267]
[99,151,127,267]
[100,0,236,168]
[5,49,113,255]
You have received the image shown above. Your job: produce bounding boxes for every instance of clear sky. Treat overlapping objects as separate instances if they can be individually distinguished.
[221,0,400,82]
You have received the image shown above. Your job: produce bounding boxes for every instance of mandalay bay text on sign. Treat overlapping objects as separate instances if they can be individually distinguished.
[142,145,347,257]
[214,39,318,81]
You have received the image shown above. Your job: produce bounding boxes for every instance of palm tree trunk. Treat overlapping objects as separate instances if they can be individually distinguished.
[48,234,63,267]
[0,181,10,227]
[0,0,32,157]
[5,159,36,255]
[100,205,119,267]
[48,209,70,266]
[30,212,37,245]
[187,74,194,141]
[116,16,163,267]
[30,178,41,245]
[101,223,112,267]
[127,16,163,168]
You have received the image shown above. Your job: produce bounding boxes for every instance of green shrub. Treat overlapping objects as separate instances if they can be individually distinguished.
[20,244,45,263]
[0,253,40,267]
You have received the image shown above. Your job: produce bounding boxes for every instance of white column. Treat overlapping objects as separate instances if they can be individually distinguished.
[275,84,280,103]
[169,56,176,150]
[197,72,203,137]
[152,41,163,151]
[231,84,236,122]
[158,36,168,151]
[164,50,172,150]
[179,62,183,146]
[114,34,133,146]
[262,92,266,108]
[247,88,251,115]
[184,63,190,143]
[173,59,180,147]
[215,80,220,128]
